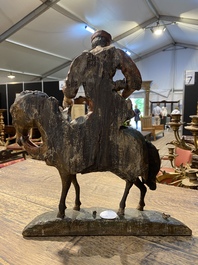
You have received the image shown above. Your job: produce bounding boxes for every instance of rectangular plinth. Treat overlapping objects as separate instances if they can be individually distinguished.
[22,208,192,237]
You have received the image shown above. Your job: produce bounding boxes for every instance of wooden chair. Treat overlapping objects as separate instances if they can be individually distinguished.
[4,127,42,160]
[140,116,164,141]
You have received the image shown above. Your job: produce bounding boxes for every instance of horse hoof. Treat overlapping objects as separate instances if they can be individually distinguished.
[117,208,125,216]
[73,205,80,211]
[136,205,144,211]
[57,211,65,219]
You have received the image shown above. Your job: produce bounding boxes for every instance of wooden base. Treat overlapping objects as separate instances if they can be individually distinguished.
[23,208,192,237]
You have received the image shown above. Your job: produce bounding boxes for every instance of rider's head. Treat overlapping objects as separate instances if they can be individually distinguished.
[91,30,112,49]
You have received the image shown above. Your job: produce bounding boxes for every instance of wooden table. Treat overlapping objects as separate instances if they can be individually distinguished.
[0,158,198,265]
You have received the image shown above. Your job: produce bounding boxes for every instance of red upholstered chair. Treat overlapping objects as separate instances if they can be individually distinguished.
[174,147,193,168]
[157,147,193,185]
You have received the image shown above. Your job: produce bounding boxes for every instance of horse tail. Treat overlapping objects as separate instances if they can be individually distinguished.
[145,141,161,190]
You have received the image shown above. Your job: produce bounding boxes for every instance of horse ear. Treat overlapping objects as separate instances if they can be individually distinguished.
[48,96,58,103]
[48,96,60,112]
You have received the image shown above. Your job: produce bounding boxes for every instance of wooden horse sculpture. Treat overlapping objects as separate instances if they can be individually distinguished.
[10,89,160,218]
[10,50,160,219]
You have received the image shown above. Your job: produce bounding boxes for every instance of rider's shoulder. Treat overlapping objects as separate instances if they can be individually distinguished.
[115,48,126,55]
[82,49,89,53]
[91,45,116,53]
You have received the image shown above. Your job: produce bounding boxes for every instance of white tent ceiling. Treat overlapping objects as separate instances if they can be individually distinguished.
[0,0,198,83]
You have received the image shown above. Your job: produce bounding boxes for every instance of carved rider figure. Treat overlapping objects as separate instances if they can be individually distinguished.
[63,30,142,127]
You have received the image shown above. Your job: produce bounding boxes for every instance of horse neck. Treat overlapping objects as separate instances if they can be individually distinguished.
[36,111,71,141]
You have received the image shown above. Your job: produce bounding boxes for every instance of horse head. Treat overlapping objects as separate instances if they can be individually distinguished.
[10,90,63,161]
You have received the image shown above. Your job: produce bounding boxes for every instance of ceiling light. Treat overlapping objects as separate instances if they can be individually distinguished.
[146,21,174,36]
[152,26,165,35]
[125,50,131,56]
[8,72,15,79]
[85,25,95,34]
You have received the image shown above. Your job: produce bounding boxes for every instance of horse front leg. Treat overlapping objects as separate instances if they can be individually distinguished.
[72,174,81,211]
[118,180,133,216]
[57,173,73,219]
[134,177,147,211]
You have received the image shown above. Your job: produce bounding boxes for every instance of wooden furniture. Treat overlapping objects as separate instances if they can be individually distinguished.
[5,133,27,153]
[4,125,16,136]
[3,127,42,161]
[71,104,85,120]
[0,125,27,162]
[0,149,26,162]
[0,158,198,264]
[141,116,164,140]
[140,131,151,140]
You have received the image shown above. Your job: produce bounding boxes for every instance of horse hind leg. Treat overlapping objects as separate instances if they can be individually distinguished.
[72,174,81,211]
[118,180,133,216]
[134,177,147,211]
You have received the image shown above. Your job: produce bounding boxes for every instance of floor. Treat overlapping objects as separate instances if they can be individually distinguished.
[1,130,198,265]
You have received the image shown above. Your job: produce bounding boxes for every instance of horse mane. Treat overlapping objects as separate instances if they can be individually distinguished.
[20,90,49,98]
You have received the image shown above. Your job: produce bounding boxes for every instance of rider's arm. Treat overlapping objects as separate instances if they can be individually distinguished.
[62,93,74,109]
[63,54,86,99]
[115,49,142,99]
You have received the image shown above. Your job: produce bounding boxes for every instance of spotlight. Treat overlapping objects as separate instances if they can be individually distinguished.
[146,21,174,36]
[125,50,131,56]
[8,72,15,79]
[85,25,95,34]
[152,26,166,35]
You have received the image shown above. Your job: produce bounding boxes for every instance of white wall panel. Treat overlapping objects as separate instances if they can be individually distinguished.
[136,48,198,102]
